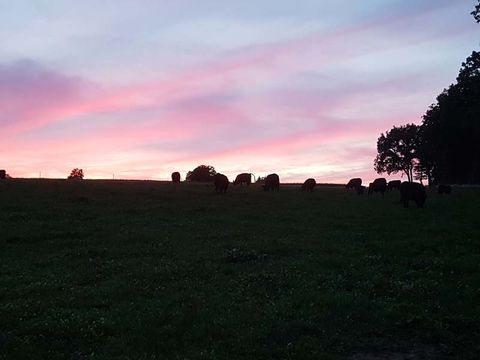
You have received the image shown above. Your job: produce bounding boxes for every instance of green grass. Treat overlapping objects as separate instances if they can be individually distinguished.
[1,179,479,359]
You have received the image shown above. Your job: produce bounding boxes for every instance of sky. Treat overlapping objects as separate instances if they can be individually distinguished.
[1,0,478,183]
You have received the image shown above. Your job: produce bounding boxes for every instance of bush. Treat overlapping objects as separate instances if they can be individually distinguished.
[186,165,216,182]
[68,168,84,180]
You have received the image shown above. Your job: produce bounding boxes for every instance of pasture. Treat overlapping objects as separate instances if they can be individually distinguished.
[1,179,479,359]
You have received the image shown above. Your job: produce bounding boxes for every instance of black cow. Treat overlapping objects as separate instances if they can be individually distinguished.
[214,173,229,193]
[233,173,255,186]
[263,173,280,192]
[387,180,401,191]
[0,170,5,179]
[171,171,181,183]
[438,184,452,194]
[400,181,426,208]
[346,178,362,190]
[368,178,387,195]
[301,178,316,192]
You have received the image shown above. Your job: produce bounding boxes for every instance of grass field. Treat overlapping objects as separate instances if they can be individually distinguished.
[1,179,479,359]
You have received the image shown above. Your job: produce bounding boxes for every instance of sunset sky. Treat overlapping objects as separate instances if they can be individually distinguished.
[1,0,478,182]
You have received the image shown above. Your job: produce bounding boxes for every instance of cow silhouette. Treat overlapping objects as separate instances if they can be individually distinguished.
[263,174,280,192]
[387,180,401,191]
[301,178,316,192]
[233,173,255,186]
[368,178,387,195]
[346,178,362,190]
[171,172,181,183]
[214,173,229,193]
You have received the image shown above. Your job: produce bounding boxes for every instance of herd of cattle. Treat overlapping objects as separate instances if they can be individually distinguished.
[170,172,453,208]
[345,177,429,208]
[0,169,452,209]
[213,173,280,193]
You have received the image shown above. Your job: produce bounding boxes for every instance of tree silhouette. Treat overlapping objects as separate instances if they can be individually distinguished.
[255,176,266,184]
[418,51,480,184]
[472,0,480,23]
[374,124,420,182]
[414,122,437,185]
[186,165,216,182]
[68,168,84,179]
[376,5,480,185]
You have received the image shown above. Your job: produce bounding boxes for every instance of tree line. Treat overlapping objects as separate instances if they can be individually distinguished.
[374,3,480,185]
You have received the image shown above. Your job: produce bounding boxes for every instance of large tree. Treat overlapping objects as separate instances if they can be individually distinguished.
[418,51,480,184]
[374,124,420,182]
[377,2,480,185]
[414,2,480,184]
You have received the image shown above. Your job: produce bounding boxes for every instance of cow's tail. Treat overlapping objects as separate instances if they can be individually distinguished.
[250,173,256,183]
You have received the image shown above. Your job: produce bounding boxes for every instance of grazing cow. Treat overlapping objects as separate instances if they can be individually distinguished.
[0,170,5,179]
[387,180,401,191]
[214,173,229,193]
[301,178,316,192]
[346,178,362,190]
[233,173,255,186]
[263,173,280,192]
[400,181,426,208]
[171,171,181,183]
[368,178,387,195]
[356,185,366,195]
[438,184,452,194]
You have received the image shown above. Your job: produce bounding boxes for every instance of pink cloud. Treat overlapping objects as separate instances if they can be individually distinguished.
[2,2,473,182]
[3,2,470,137]
[1,59,429,181]
[183,117,401,163]
[0,61,86,130]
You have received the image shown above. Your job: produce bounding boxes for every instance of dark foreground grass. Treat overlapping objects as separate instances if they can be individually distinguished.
[1,179,479,359]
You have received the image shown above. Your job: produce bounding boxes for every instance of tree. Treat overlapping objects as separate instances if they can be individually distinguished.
[472,0,480,23]
[186,165,216,182]
[255,176,266,184]
[387,4,480,184]
[417,51,480,184]
[374,124,420,182]
[68,168,84,179]
[415,113,438,185]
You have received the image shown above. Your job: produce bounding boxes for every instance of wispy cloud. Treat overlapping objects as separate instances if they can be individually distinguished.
[1,0,477,182]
